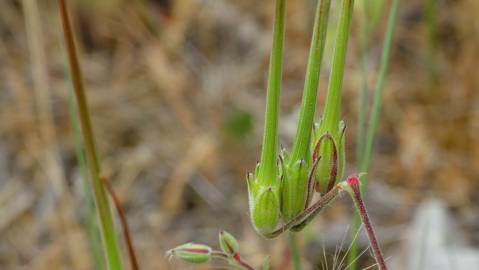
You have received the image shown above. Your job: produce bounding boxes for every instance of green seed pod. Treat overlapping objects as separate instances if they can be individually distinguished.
[313,120,346,194]
[280,157,309,223]
[219,230,239,256]
[167,243,212,264]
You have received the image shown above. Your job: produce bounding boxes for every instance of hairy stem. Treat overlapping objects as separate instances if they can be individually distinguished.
[343,176,387,270]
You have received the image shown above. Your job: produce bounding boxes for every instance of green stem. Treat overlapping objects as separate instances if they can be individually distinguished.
[258,0,286,184]
[355,0,371,164]
[321,0,355,136]
[58,1,124,269]
[349,0,399,268]
[68,87,104,270]
[287,232,302,270]
[360,0,399,175]
[290,0,332,163]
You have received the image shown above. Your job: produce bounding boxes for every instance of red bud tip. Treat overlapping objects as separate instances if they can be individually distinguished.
[346,175,360,187]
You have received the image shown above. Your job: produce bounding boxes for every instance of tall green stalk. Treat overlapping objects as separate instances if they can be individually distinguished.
[320,0,354,136]
[356,0,371,164]
[348,0,399,268]
[313,0,354,193]
[290,0,331,162]
[247,0,286,236]
[258,0,286,183]
[58,1,124,269]
[360,0,399,175]
[280,0,332,224]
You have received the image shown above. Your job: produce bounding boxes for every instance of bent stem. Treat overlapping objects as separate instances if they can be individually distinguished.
[58,0,123,269]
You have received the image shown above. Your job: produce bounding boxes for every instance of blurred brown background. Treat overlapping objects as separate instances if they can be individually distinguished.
[0,0,478,269]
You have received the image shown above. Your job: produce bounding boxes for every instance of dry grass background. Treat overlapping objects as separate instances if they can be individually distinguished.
[0,0,478,269]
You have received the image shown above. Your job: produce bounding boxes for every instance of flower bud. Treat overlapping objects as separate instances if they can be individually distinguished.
[313,120,346,194]
[247,164,281,236]
[248,181,280,235]
[280,157,309,223]
[166,243,212,264]
[219,230,239,256]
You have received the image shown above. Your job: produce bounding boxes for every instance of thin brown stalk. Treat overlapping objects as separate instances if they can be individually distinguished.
[58,0,123,269]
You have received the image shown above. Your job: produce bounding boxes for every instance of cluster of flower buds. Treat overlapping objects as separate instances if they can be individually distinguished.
[167,230,260,270]
[248,122,346,237]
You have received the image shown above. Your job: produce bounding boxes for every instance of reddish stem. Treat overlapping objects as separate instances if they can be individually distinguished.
[211,250,255,270]
[345,176,387,270]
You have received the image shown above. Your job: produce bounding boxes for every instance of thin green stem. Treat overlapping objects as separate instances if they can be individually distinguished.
[58,1,124,269]
[350,2,372,265]
[349,0,399,268]
[290,0,331,163]
[320,0,354,136]
[287,232,302,270]
[258,0,286,184]
[68,86,104,270]
[355,0,371,164]
[360,0,399,175]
